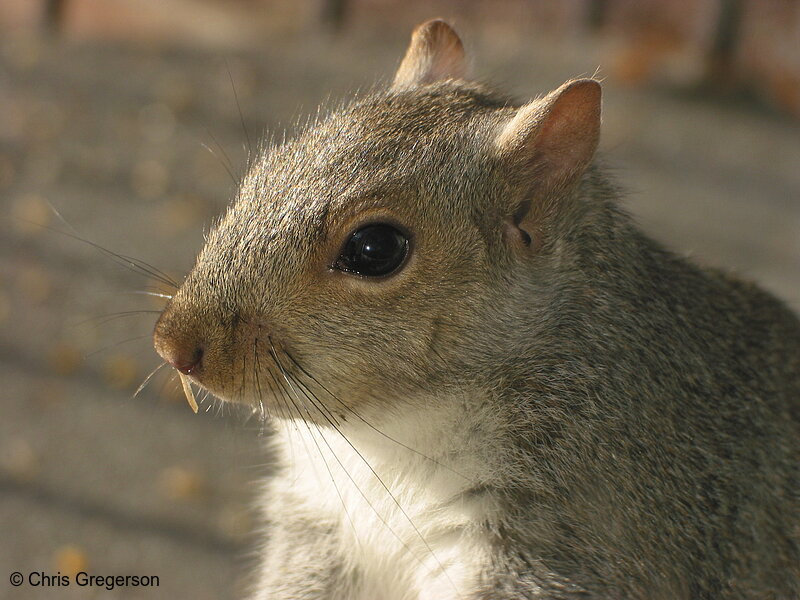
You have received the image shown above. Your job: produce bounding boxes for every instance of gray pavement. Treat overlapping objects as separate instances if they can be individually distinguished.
[1,25,798,600]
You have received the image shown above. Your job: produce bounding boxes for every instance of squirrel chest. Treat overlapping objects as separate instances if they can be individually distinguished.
[270,416,497,600]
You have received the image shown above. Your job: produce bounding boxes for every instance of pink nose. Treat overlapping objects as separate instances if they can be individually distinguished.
[153,320,204,375]
[165,345,203,375]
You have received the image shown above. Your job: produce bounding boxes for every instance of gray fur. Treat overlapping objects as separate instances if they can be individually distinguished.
[154,21,799,600]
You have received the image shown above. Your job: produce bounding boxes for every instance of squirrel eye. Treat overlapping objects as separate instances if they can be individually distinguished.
[334,223,409,277]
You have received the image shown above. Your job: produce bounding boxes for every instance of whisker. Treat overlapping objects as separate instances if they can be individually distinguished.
[125,290,173,300]
[15,219,180,289]
[273,347,462,596]
[256,337,299,428]
[252,340,269,420]
[112,252,179,289]
[14,205,180,290]
[269,353,366,552]
[133,361,168,398]
[225,59,253,169]
[262,363,300,473]
[46,201,80,236]
[274,361,428,569]
[284,351,471,482]
[240,338,249,404]
[85,334,149,359]
[161,372,181,402]
[75,310,163,326]
[307,419,364,551]
[269,344,340,428]
[200,135,238,187]
[256,336,318,429]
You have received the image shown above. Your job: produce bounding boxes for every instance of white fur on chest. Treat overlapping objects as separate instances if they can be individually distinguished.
[271,408,498,600]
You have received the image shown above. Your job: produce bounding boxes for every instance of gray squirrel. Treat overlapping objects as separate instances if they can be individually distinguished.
[153,19,800,599]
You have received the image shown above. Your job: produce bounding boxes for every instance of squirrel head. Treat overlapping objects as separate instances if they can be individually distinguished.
[153,20,602,424]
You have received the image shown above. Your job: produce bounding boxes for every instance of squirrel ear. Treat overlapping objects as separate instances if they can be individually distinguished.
[495,79,601,189]
[495,79,601,250]
[391,19,468,91]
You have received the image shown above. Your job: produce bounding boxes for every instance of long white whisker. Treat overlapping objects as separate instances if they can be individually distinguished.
[126,290,174,300]
[134,361,168,398]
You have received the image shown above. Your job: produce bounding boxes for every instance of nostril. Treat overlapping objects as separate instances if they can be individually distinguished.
[173,346,203,375]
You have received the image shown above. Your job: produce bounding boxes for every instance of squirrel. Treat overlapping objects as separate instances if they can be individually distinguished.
[153,19,800,600]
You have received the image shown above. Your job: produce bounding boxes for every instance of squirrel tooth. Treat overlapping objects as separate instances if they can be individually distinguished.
[178,372,198,414]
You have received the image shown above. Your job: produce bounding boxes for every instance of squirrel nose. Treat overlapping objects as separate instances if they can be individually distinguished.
[161,343,203,375]
[153,317,204,375]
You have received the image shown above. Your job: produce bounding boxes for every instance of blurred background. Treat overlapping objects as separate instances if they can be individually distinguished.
[1,1,798,598]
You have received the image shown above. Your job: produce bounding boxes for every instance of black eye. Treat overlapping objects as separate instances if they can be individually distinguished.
[334,223,409,277]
